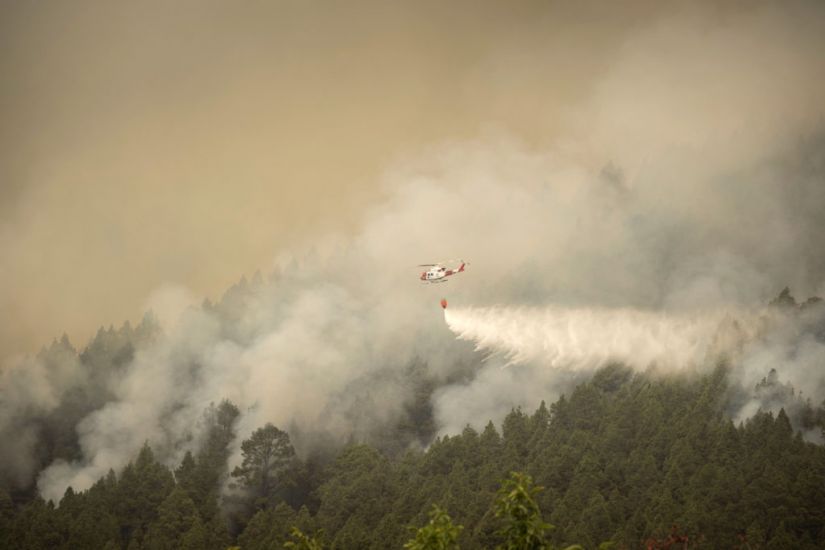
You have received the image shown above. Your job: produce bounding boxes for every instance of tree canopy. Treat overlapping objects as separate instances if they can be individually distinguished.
[4,364,825,549]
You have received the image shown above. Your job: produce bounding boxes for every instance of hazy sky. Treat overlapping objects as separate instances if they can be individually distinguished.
[1,0,823,356]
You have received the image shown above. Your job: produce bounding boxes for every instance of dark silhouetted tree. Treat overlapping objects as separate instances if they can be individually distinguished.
[231,423,296,509]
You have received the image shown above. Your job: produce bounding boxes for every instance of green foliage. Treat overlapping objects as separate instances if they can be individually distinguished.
[283,526,324,550]
[404,505,463,550]
[494,472,553,550]
[114,443,176,545]
[237,502,303,550]
[231,423,296,508]
[316,444,398,548]
[4,367,825,549]
[142,487,199,550]
[179,516,208,550]
[190,400,240,521]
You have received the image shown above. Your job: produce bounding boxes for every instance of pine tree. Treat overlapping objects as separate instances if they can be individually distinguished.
[180,516,209,550]
[114,443,175,546]
[143,487,200,550]
[193,400,240,520]
[231,423,296,510]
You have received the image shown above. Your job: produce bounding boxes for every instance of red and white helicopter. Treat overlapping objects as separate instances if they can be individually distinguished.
[419,260,467,283]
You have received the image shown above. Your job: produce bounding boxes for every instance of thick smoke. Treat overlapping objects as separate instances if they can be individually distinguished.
[0,1,824,502]
[0,338,83,489]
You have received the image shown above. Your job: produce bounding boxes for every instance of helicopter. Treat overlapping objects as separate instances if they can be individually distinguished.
[418,260,467,283]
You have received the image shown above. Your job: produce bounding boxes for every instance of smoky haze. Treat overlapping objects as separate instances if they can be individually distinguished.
[1,0,825,503]
[0,0,665,356]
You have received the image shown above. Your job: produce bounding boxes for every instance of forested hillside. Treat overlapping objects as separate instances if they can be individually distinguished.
[3,362,824,549]
[5,0,825,548]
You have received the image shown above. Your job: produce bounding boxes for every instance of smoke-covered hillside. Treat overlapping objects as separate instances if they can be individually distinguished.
[2,362,825,549]
[3,1,825,548]
[4,253,825,506]
[3,175,825,546]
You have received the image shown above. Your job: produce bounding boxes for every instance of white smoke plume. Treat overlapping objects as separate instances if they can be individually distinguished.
[0,1,823,502]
